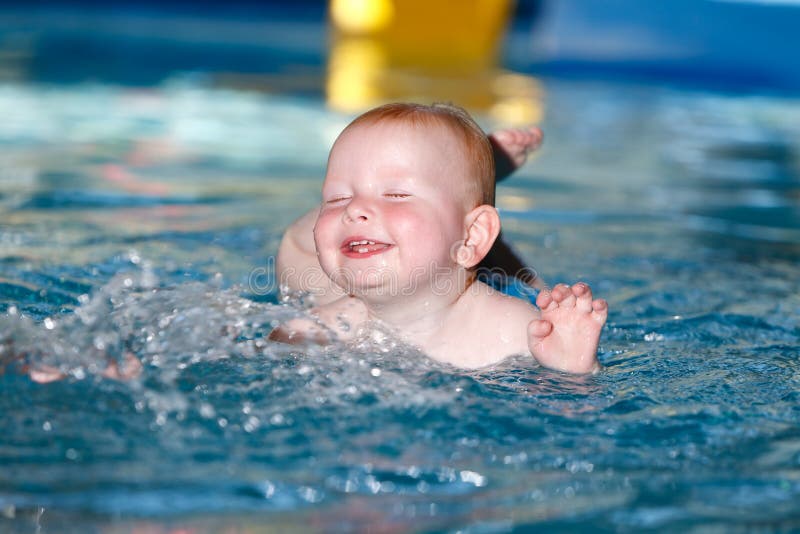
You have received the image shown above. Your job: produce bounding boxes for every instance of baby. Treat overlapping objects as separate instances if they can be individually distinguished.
[271,103,607,373]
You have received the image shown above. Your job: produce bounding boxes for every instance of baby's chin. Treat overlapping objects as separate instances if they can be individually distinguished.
[327,270,399,297]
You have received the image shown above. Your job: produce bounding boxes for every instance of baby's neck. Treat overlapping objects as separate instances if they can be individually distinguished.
[359,278,475,344]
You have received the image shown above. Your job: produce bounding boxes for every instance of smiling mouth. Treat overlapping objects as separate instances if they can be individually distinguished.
[341,238,393,258]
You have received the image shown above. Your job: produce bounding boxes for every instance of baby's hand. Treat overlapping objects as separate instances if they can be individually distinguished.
[527,282,607,374]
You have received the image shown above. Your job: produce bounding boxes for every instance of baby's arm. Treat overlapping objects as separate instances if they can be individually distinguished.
[527,282,608,374]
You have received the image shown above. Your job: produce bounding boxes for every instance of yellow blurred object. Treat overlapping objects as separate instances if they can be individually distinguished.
[330,0,395,34]
[330,0,512,73]
[326,0,544,126]
[327,38,387,112]
[490,73,544,124]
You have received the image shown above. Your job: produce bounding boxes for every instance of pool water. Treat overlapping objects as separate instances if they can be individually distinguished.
[1,78,799,532]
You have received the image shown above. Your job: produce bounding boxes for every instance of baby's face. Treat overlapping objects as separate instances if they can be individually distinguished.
[314,120,473,296]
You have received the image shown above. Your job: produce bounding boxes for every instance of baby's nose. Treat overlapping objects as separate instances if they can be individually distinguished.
[344,196,372,222]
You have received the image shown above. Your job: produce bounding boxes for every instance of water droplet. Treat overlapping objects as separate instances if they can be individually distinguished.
[336,313,351,332]
[65,449,78,460]
[199,403,215,419]
[260,481,275,499]
[243,416,260,433]
[370,330,386,344]
[364,475,380,494]
[644,332,664,342]
[270,413,285,425]
[370,367,381,377]
[42,421,52,432]
[459,470,486,487]
[298,486,322,503]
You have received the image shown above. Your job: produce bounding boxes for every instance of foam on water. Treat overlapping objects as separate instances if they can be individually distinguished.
[1,255,798,532]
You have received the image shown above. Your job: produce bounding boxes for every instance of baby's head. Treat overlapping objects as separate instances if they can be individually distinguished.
[340,102,495,208]
[316,102,501,296]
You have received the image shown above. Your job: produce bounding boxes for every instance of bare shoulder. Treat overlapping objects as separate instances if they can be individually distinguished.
[268,295,367,345]
[276,209,319,273]
[471,281,540,325]
[284,209,318,254]
[453,282,540,359]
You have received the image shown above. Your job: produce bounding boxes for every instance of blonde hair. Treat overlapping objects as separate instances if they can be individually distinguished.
[344,102,495,206]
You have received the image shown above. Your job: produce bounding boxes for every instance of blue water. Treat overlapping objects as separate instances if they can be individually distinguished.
[1,77,799,532]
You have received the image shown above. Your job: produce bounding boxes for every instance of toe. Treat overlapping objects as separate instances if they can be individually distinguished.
[492,129,513,145]
[550,284,567,300]
[552,283,576,308]
[572,282,594,312]
[536,289,555,311]
[592,298,609,324]
[527,318,553,340]
[526,126,544,149]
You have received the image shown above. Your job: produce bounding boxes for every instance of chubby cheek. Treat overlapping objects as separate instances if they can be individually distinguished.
[313,210,341,269]
[388,205,459,266]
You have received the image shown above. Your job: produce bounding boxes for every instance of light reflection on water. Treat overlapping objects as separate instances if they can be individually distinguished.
[0,79,799,532]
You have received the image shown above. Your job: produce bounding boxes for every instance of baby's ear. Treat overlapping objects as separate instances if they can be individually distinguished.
[456,205,501,268]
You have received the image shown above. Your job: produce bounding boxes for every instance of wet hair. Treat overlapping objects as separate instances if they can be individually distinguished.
[344,102,495,206]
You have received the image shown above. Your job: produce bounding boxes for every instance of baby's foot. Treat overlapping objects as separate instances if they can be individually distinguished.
[527,282,608,374]
[490,126,544,181]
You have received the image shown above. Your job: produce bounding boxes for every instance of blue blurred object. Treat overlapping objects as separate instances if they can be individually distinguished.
[0,0,328,86]
[2,0,799,93]
[510,0,800,93]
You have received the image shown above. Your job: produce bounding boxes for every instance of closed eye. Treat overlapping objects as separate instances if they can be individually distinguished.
[325,196,350,204]
[384,192,411,199]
